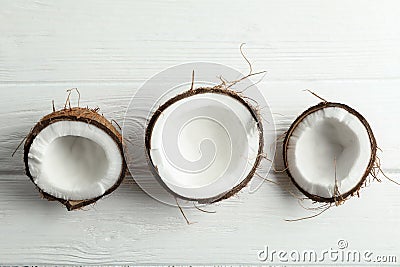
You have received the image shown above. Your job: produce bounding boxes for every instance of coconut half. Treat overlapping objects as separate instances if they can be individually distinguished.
[145,87,263,203]
[283,102,377,202]
[24,107,126,210]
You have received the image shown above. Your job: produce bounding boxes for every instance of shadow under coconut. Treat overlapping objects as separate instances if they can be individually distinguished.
[119,175,170,204]
[270,141,305,204]
[258,126,309,209]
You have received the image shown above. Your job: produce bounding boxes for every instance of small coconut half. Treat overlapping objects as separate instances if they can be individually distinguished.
[145,87,263,203]
[283,102,377,203]
[24,107,126,210]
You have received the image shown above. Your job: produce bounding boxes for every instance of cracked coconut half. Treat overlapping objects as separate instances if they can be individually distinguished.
[24,107,126,210]
[145,87,263,203]
[283,101,377,203]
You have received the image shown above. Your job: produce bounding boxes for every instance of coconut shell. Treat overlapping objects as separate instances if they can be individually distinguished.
[145,87,264,203]
[24,107,126,210]
[283,102,377,203]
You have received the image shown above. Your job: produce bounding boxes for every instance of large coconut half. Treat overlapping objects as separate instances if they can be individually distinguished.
[24,107,126,210]
[283,102,377,202]
[145,87,263,203]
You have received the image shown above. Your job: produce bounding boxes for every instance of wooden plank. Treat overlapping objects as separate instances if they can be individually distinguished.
[1,0,400,82]
[0,172,399,264]
[2,81,400,175]
[1,0,400,264]
[1,79,400,265]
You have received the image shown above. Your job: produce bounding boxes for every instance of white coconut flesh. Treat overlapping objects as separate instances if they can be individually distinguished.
[286,107,372,198]
[27,120,123,200]
[149,92,261,200]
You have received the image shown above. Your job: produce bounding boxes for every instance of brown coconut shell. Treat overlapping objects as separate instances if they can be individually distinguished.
[145,87,264,203]
[283,102,377,203]
[24,107,126,210]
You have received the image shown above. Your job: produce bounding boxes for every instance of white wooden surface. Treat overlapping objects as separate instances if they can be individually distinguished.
[1,0,400,265]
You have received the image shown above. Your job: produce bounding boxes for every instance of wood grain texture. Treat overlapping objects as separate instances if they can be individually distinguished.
[1,0,400,264]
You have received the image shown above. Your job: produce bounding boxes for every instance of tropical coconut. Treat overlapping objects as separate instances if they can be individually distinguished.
[283,101,377,203]
[145,87,263,203]
[24,107,126,210]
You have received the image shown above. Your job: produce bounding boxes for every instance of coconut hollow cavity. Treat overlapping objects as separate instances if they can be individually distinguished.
[283,102,377,203]
[24,107,126,210]
[145,87,264,203]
